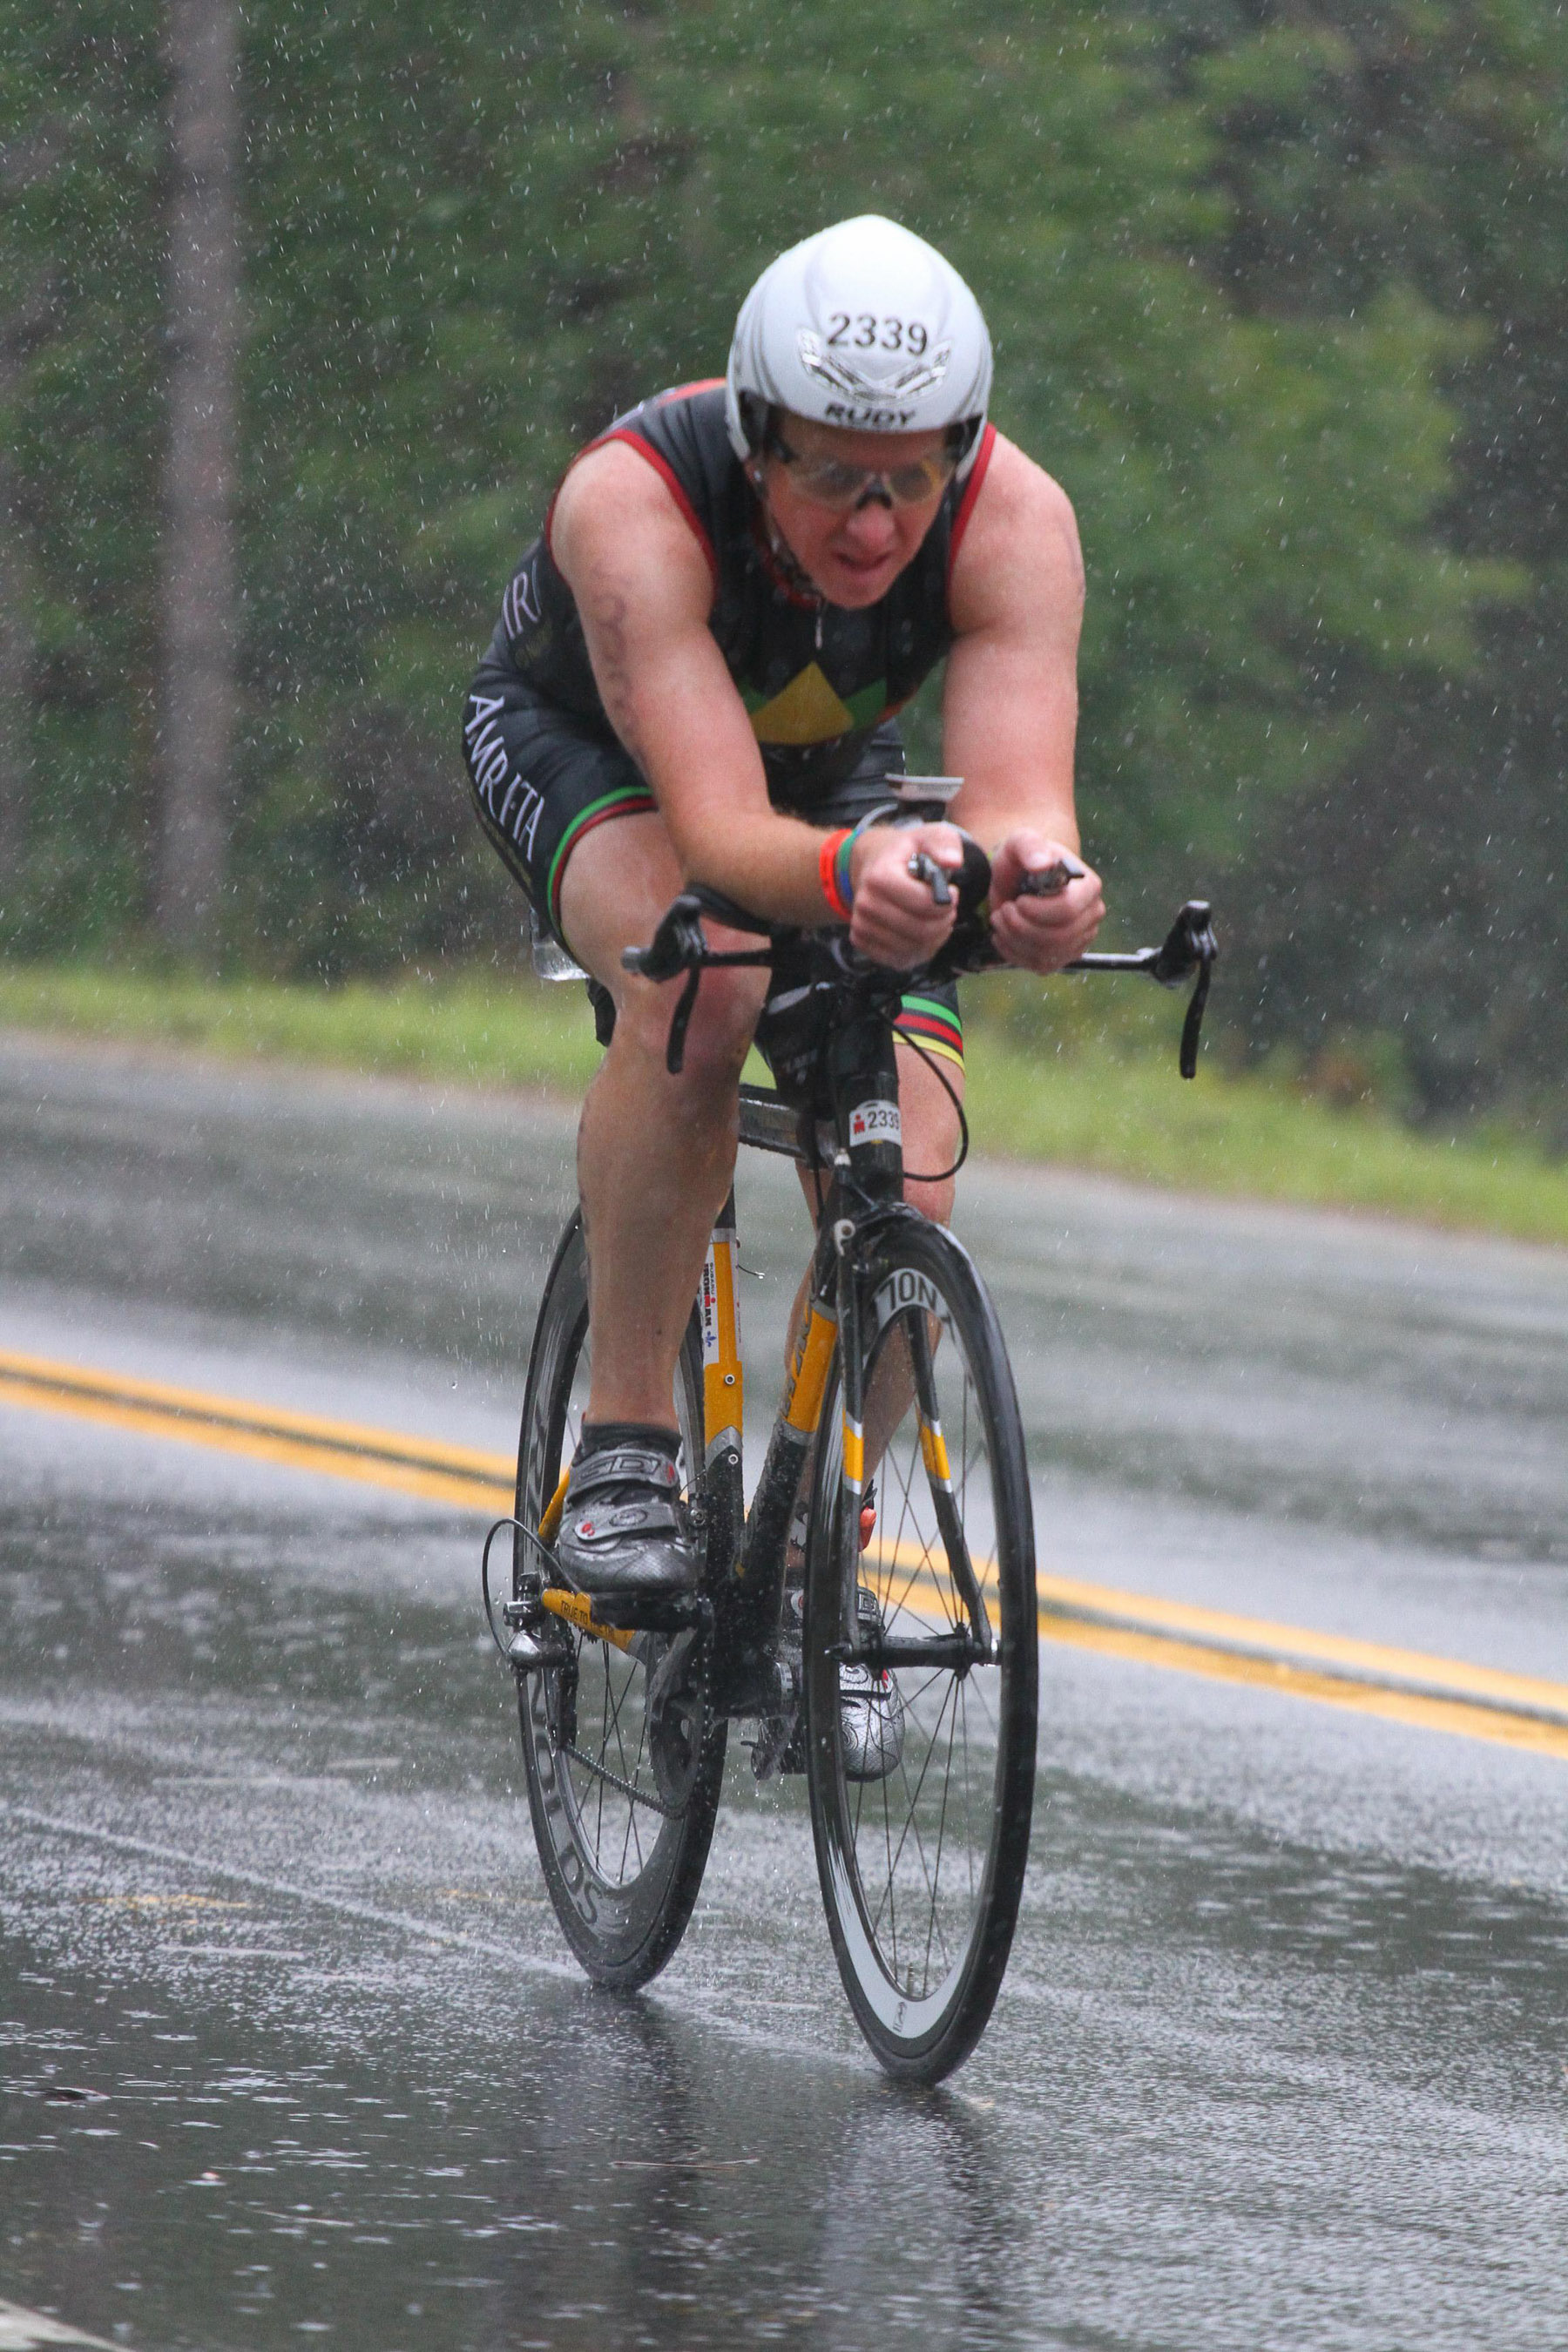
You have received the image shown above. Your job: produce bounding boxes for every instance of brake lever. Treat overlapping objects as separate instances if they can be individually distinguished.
[1152,902,1217,1080]
[621,892,708,984]
[622,891,776,1076]
[1150,898,1216,988]
[664,967,703,1076]
[1066,899,1218,1078]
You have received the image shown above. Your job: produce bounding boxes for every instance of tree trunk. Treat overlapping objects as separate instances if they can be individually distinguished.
[0,353,30,900]
[0,141,57,907]
[156,0,240,956]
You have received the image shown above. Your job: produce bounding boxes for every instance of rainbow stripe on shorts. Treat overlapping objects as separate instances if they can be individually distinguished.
[894,993,964,1073]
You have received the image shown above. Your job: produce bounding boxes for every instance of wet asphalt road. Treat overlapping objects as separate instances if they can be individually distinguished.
[1,1031,1566,2351]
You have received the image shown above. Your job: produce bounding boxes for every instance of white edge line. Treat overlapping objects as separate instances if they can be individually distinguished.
[2,1801,579,1984]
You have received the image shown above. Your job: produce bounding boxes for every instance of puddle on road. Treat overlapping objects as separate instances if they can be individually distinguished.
[0,1945,1020,2352]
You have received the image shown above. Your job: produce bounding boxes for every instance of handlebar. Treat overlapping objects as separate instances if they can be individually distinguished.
[621,894,775,1073]
[1072,898,1217,1078]
[623,850,1218,1080]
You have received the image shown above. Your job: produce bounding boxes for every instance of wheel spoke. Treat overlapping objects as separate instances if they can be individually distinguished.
[864,1668,957,1950]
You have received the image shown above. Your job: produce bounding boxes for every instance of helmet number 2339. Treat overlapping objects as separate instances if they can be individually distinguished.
[827,314,930,353]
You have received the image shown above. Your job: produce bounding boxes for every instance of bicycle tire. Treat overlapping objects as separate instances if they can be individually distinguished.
[515,1211,727,1990]
[803,1216,1037,2080]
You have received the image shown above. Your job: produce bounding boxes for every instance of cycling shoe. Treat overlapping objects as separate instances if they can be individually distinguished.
[839,1584,906,1783]
[774,1582,906,1782]
[553,1445,698,1614]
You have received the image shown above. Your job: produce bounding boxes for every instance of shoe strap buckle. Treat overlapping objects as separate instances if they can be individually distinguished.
[568,1448,680,1499]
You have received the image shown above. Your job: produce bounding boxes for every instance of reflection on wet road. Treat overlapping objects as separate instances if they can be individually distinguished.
[2,1036,1566,2349]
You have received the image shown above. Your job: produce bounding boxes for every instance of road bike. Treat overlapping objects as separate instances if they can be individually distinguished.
[483,781,1215,2079]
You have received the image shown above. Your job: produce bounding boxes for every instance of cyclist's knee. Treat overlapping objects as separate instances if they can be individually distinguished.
[681,963,768,1084]
[614,963,766,1089]
[904,1173,956,1227]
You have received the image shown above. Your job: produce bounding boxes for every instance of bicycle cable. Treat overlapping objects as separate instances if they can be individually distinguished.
[896,1024,971,1185]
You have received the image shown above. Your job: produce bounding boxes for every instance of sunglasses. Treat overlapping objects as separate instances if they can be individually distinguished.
[766,427,959,511]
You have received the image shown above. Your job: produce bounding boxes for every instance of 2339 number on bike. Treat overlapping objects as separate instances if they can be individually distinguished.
[849,1098,901,1149]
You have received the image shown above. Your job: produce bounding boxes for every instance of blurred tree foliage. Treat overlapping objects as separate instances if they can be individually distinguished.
[0,0,1558,1121]
[1160,0,1568,1118]
[0,7,165,949]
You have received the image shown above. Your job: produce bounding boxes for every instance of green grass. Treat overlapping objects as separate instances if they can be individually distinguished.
[0,962,605,1094]
[3,959,1565,1247]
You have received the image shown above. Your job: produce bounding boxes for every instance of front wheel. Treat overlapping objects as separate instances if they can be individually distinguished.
[515,1212,727,1991]
[804,1216,1037,2081]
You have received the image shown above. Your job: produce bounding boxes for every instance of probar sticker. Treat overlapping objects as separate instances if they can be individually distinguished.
[700,1238,741,1369]
[848,1098,902,1149]
[699,1249,720,1363]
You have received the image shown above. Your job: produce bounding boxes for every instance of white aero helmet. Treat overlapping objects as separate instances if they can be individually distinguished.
[726,215,993,478]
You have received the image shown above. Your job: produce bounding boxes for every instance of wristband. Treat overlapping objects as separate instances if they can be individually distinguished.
[834,828,856,914]
[819,827,853,922]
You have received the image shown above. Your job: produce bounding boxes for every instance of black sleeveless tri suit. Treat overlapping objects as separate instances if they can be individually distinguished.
[461,380,994,1073]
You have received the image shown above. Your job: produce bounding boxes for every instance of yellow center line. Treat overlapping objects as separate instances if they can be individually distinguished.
[0,1346,515,1515]
[869,1536,1568,1726]
[1036,1613,1568,1762]
[3,1346,1564,1761]
[866,1550,1568,1761]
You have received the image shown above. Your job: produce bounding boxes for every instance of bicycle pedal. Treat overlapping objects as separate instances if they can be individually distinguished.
[841,1584,906,1782]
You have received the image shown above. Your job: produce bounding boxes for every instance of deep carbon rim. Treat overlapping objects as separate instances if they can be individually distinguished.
[806,1221,1037,2077]
[516,1215,725,1984]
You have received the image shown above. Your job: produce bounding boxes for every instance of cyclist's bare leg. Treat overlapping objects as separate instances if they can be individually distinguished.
[788,1031,961,1327]
[784,1036,963,1520]
[558,811,768,1430]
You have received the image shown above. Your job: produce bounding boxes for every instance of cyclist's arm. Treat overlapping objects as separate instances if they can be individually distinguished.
[943,436,1105,970]
[551,445,956,957]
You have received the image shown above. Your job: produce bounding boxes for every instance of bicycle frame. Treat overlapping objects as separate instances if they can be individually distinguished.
[714,998,916,1710]
[511,873,1215,1713]
[531,979,929,1722]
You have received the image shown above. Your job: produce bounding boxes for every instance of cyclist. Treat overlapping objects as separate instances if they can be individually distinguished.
[463,214,1104,1611]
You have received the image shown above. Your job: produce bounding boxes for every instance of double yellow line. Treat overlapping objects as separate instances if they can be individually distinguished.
[3,1344,1565,1762]
[0,1348,514,1514]
[1034,1571,1568,1761]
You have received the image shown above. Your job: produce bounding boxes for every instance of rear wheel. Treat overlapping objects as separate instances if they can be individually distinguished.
[804,1217,1037,2080]
[516,1213,727,1990]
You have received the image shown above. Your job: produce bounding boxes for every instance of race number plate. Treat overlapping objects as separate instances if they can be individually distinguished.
[848,1098,902,1149]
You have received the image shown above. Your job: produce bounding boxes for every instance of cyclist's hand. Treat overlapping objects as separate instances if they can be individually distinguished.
[989,831,1105,972]
[847,821,963,968]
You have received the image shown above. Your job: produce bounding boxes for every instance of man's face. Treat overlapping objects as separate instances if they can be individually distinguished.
[753,414,956,610]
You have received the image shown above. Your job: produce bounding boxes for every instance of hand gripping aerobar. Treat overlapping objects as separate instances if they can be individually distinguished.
[622,849,1218,1081]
